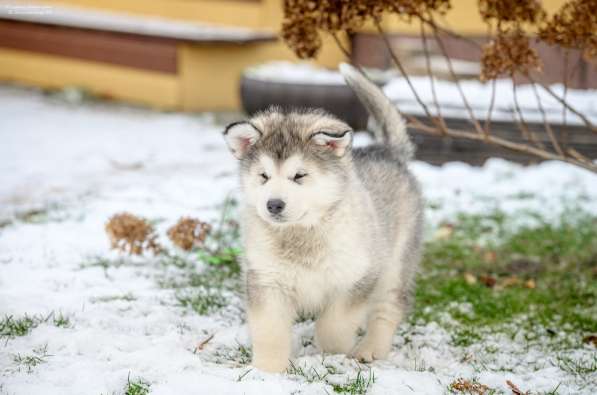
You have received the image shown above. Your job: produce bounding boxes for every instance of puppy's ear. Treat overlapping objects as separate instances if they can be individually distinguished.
[223,122,262,159]
[310,130,353,157]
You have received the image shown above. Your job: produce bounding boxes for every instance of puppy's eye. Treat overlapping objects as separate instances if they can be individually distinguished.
[293,173,307,183]
[259,173,270,183]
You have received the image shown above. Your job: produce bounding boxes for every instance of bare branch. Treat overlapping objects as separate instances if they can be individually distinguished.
[404,114,597,173]
[418,14,483,51]
[529,74,596,132]
[484,79,497,140]
[562,49,569,127]
[331,32,352,61]
[512,81,544,148]
[431,25,487,137]
[530,81,564,156]
[374,19,444,132]
[420,20,446,134]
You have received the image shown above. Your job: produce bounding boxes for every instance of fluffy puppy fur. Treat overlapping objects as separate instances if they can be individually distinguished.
[223,63,423,373]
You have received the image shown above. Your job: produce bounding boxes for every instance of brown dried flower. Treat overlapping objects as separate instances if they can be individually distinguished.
[480,29,542,81]
[479,0,546,26]
[167,217,212,251]
[105,213,161,255]
[539,0,596,61]
[281,0,451,59]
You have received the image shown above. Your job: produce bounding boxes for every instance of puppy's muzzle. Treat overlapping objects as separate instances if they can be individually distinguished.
[266,199,286,215]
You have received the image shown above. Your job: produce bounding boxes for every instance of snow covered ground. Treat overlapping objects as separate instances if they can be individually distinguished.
[0,85,596,394]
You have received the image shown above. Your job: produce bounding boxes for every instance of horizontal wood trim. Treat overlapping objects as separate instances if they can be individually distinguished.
[0,19,178,74]
[46,0,266,29]
[0,47,180,108]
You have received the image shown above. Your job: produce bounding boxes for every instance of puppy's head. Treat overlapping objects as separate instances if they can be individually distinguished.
[223,108,353,227]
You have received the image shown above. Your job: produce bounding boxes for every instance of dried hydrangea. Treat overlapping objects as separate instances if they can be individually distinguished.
[282,0,451,59]
[480,29,542,81]
[479,0,546,25]
[539,0,596,61]
[167,217,211,251]
[385,0,451,18]
[105,213,161,255]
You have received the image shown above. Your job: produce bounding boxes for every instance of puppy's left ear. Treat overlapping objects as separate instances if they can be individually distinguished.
[310,130,353,157]
[223,121,262,159]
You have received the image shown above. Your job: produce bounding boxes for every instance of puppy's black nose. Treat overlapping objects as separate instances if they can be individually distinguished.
[267,199,285,215]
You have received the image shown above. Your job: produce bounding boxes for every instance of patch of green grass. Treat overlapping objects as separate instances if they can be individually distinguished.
[175,289,227,315]
[210,342,253,367]
[331,369,375,395]
[199,197,242,275]
[124,374,150,395]
[156,198,242,316]
[52,312,71,328]
[0,315,39,338]
[79,256,125,270]
[287,361,330,383]
[236,342,252,365]
[554,353,597,377]
[415,207,597,349]
[91,293,137,303]
[0,312,71,339]
[286,362,375,395]
[12,344,51,373]
[15,205,69,224]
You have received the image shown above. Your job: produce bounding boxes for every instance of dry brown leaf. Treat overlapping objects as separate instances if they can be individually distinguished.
[464,272,477,285]
[524,279,536,289]
[483,250,497,264]
[583,334,597,347]
[501,276,521,288]
[194,333,215,353]
[434,223,454,240]
[450,378,490,394]
[479,275,497,288]
[506,380,529,395]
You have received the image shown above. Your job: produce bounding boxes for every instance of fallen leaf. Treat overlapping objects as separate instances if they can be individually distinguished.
[479,275,497,288]
[524,279,536,289]
[464,272,477,285]
[483,250,497,264]
[435,223,454,240]
[501,276,520,288]
[194,333,215,353]
[506,380,529,395]
[583,334,597,347]
[450,378,489,395]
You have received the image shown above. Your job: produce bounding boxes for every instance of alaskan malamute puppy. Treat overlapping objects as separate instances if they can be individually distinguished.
[223,63,423,372]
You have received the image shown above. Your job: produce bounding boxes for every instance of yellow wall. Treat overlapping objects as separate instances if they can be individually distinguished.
[380,0,569,35]
[179,35,348,111]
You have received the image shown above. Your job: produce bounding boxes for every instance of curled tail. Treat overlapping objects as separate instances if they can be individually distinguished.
[339,63,414,161]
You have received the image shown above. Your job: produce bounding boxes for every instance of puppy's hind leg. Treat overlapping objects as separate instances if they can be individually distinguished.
[315,295,367,355]
[351,286,408,362]
[353,201,422,362]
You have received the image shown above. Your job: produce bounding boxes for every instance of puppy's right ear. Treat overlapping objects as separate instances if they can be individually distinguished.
[223,122,262,159]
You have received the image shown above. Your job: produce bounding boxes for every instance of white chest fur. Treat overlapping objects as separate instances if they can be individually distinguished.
[244,210,373,313]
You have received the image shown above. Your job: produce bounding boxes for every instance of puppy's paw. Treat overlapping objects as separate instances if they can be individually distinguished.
[251,356,289,373]
[350,337,391,363]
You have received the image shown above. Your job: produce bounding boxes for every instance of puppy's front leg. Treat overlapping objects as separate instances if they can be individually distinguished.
[247,287,294,373]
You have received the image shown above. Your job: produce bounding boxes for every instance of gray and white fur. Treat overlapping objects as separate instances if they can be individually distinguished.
[223,63,423,372]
